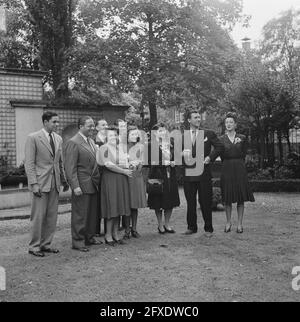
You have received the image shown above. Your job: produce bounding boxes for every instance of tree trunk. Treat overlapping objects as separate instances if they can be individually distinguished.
[147,13,157,129]
[259,132,265,169]
[149,99,157,129]
[277,130,283,165]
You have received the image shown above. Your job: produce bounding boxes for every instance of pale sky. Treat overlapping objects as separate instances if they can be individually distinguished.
[231,0,300,47]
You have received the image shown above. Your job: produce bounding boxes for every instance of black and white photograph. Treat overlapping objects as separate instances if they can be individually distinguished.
[0,0,299,306]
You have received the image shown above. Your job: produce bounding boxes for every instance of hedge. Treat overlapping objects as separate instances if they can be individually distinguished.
[249,180,300,193]
[212,179,300,193]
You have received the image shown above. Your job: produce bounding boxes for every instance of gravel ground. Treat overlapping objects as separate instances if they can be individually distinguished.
[0,190,299,302]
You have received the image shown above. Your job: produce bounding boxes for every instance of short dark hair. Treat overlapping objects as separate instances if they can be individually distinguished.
[78,116,93,129]
[42,111,58,124]
[106,125,119,134]
[114,119,125,126]
[186,109,200,120]
[97,119,107,127]
[225,112,238,123]
[152,122,166,131]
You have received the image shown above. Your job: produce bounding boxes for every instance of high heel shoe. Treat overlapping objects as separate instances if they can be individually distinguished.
[113,238,126,245]
[164,226,176,234]
[105,238,116,246]
[123,231,131,240]
[131,230,141,238]
[237,227,244,234]
[224,224,232,233]
[158,227,165,234]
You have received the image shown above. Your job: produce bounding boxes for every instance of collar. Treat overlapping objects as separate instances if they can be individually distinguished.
[97,132,106,143]
[79,131,88,142]
[42,128,53,140]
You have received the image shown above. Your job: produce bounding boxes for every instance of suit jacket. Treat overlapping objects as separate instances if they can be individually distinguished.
[64,133,100,194]
[182,128,224,182]
[24,129,67,193]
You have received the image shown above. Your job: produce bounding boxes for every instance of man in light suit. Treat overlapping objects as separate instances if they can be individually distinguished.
[64,116,101,252]
[25,111,69,257]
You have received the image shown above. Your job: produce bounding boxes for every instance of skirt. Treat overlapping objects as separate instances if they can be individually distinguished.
[221,159,255,205]
[147,173,180,210]
[128,173,147,209]
[101,169,131,219]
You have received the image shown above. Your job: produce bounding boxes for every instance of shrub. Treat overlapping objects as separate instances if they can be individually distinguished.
[212,178,300,192]
[274,166,295,179]
[212,187,224,211]
[248,168,273,180]
[249,180,300,192]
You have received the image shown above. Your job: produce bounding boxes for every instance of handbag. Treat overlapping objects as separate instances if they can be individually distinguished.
[147,179,164,194]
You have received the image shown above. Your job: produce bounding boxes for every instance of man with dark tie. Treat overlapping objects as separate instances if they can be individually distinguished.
[64,116,101,252]
[182,110,224,238]
[25,111,69,257]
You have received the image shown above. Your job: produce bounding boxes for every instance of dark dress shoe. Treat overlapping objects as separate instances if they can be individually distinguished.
[131,230,141,238]
[105,239,116,246]
[72,247,89,252]
[41,248,59,254]
[164,226,176,234]
[28,250,45,257]
[183,229,197,235]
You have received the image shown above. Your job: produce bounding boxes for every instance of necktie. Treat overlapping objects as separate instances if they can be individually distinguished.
[49,133,55,156]
[192,131,197,145]
[87,138,95,154]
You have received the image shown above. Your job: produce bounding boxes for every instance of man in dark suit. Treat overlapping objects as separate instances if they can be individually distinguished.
[64,116,101,252]
[182,110,224,238]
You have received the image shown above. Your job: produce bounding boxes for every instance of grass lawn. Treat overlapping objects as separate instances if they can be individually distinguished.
[0,190,299,302]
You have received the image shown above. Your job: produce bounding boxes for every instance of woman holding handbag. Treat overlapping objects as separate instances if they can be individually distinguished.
[147,123,180,234]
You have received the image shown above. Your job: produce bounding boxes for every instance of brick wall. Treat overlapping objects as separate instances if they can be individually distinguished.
[0,70,44,167]
[49,107,125,136]
[0,69,128,169]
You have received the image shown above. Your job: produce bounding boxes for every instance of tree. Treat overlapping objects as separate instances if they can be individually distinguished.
[0,0,38,68]
[260,9,300,112]
[24,0,78,98]
[79,0,244,127]
[224,52,297,167]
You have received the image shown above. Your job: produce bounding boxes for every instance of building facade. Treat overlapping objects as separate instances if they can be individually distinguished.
[0,68,128,169]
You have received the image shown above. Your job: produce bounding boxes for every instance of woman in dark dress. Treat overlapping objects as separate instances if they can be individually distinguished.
[220,113,255,234]
[147,123,180,234]
[123,126,147,239]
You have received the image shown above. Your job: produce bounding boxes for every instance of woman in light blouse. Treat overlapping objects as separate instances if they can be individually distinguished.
[97,126,133,246]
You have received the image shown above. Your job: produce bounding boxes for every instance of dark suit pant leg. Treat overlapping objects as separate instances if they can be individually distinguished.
[198,179,213,233]
[183,182,198,232]
[96,190,101,235]
[71,193,89,249]
[85,193,98,243]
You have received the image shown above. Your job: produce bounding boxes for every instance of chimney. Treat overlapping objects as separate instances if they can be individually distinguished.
[0,6,7,33]
[242,37,251,51]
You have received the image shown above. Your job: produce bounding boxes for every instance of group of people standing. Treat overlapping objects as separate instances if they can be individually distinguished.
[24,110,255,257]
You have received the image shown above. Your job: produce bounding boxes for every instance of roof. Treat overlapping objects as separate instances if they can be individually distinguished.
[0,68,48,78]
